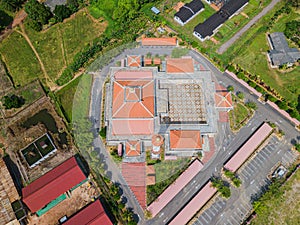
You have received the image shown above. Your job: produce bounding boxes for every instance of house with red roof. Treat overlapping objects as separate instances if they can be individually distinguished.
[63,200,113,225]
[21,156,87,215]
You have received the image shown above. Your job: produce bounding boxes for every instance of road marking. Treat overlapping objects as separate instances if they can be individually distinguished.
[201,214,209,223]
[255,156,264,164]
[230,215,240,224]
[250,180,255,185]
[228,150,232,155]
[204,211,212,220]
[159,212,164,218]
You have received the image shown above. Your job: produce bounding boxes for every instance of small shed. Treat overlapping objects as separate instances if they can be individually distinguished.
[151,7,160,15]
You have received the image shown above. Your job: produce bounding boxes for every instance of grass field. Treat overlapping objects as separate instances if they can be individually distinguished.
[0,9,107,86]
[251,169,300,225]
[56,75,82,122]
[0,32,43,85]
[222,2,300,103]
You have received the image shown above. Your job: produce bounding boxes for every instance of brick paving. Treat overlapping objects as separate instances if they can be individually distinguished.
[202,137,215,164]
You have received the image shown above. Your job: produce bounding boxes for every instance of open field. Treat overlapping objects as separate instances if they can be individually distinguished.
[0,32,43,85]
[222,1,300,104]
[56,76,82,122]
[251,169,300,225]
[0,9,107,86]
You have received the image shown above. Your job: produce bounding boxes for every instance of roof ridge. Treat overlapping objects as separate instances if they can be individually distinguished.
[23,158,78,198]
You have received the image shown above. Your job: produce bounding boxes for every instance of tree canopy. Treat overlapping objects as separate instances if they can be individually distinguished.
[2,94,25,109]
[25,0,52,25]
[0,0,25,12]
[54,5,71,22]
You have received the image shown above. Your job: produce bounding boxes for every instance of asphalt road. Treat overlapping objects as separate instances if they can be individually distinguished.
[217,0,282,54]
[89,46,299,225]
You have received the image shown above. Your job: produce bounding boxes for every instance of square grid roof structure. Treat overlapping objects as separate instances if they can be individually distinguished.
[158,79,206,124]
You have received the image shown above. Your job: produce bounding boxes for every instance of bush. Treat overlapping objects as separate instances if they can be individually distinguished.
[99,127,106,138]
[224,169,235,179]
[255,85,264,93]
[236,72,245,79]
[27,18,42,31]
[232,177,241,187]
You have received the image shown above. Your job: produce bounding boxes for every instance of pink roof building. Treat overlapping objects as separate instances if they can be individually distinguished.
[225,122,273,172]
[147,159,203,217]
[169,181,217,225]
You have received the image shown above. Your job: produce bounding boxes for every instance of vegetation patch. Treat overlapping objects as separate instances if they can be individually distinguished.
[229,101,252,131]
[252,168,300,225]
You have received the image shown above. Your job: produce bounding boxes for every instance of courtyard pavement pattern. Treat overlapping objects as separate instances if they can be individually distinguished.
[89,46,300,224]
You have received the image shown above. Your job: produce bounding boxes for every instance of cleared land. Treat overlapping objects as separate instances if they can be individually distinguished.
[252,169,300,225]
[0,9,107,86]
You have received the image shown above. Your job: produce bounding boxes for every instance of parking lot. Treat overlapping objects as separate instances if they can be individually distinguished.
[191,135,299,225]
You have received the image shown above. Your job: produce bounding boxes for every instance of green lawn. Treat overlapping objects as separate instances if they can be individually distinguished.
[229,102,251,131]
[0,9,107,86]
[56,75,82,122]
[0,32,43,85]
[251,169,300,225]
[225,2,300,103]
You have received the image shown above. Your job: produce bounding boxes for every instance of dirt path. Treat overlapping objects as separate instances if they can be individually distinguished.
[53,70,84,92]
[16,24,56,88]
[217,0,281,54]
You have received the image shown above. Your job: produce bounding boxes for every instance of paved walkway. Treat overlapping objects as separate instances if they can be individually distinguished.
[217,0,281,54]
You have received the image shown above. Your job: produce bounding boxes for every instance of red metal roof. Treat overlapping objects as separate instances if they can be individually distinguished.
[141,37,177,46]
[169,181,217,225]
[147,159,203,217]
[64,200,113,225]
[22,157,86,212]
[170,130,202,149]
[225,123,273,172]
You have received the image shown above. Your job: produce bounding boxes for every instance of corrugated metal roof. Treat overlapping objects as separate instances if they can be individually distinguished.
[63,200,113,225]
[169,181,217,225]
[225,123,273,172]
[22,157,86,212]
[147,159,203,216]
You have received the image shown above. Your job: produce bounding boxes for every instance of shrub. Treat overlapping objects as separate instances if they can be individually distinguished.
[99,127,106,138]
[236,72,245,79]
[248,81,256,88]
[255,85,264,93]
[232,177,241,187]
[266,94,277,102]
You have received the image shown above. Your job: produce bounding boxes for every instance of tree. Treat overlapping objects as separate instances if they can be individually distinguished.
[246,101,257,110]
[276,100,288,110]
[227,85,234,92]
[67,0,79,13]
[25,0,52,25]
[237,92,244,100]
[26,18,42,31]
[2,94,25,109]
[0,9,13,31]
[295,143,300,152]
[54,5,71,22]
[0,0,25,12]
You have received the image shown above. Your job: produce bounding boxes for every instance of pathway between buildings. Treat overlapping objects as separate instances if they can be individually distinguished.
[217,0,281,54]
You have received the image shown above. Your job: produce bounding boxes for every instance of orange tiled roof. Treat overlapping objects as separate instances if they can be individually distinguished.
[114,70,153,80]
[111,119,154,135]
[170,130,202,149]
[127,55,141,67]
[153,58,161,65]
[112,80,154,118]
[144,58,152,65]
[215,91,233,108]
[166,58,194,73]
[125,141,141,156]
[141,37,177,46]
